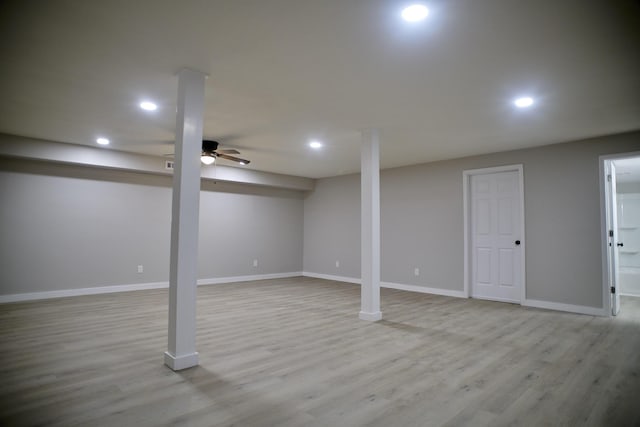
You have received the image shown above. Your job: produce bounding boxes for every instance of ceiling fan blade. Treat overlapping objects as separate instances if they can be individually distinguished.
[217,149,241,155]
[217,153,250,165]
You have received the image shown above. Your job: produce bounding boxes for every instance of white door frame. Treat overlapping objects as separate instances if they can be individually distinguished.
[463,164,526,303]
[599,151,640,317]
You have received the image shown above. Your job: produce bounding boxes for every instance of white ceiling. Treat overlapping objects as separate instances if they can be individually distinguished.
[614,156,640,183]
[0,0,639,178]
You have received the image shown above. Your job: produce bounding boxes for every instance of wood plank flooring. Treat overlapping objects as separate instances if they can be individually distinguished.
[1,277,639,426]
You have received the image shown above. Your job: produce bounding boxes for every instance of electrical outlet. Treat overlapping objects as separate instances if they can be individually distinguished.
[253,259,258,267]
[414,268,419,276]
[335,260,340,268]
[165,160,174,170]
[137,265,144,274]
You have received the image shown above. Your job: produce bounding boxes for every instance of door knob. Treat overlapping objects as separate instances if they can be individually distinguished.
[617,242,624,247]
[515,240,521,246]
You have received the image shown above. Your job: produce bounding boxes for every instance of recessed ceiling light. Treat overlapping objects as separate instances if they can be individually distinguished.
[309,141,323,149]
[139,101,157,111]
[402,4,429,22]
[514,97,534,108]
[96,137,110,145]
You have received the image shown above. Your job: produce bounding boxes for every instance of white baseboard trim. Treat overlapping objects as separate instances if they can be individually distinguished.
[0,272,303,303]
[0,281,169,303]
[471,294,521,304]
[621,292,640,298]
[381,281,466,299]
[303,273,608,316]
[302,272,361,284]
[302,272,467,298]
[198,271,302,286]
[523,299,607,317]
[3,273,608,318]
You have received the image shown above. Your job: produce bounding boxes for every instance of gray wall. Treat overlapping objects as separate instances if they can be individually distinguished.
[0,159,304,295]
[618,181,640,194]
[303,131,640,309]
[303,174,361,280]
[2,130,638,307]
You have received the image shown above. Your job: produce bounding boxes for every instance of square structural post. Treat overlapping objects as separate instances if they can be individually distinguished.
[360,129,382,321]
[164,68,207,370]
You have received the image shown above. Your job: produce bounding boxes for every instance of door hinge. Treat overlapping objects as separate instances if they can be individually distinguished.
[609,230,614,237]
[611,286,616,294]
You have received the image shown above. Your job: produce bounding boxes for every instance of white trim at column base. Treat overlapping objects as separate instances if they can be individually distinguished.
[164,351,199,371]
[359,311,382,321]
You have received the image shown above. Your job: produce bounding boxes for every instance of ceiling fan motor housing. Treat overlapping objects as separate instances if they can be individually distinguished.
[202,140,219,152]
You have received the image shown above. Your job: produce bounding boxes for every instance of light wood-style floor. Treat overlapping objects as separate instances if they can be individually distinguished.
[1,277,639,427]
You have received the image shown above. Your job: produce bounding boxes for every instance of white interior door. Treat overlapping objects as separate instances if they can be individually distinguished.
[606,161,621,316]
[471,171,522,303]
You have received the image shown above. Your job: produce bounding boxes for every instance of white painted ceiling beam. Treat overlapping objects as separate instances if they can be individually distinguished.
[0,133,314,191]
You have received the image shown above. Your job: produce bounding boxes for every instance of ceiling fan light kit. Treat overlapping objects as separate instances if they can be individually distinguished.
[200,139,250,166]
[200,153,215,165]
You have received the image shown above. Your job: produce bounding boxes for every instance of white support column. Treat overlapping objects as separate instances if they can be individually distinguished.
[360,129,382,321]
[164,68,207,371]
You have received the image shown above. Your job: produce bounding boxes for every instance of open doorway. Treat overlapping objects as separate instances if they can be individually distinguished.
[601,152,640,316]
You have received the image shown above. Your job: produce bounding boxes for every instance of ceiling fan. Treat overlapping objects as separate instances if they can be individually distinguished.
[200,140,250,166]
[165,140,250,166]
